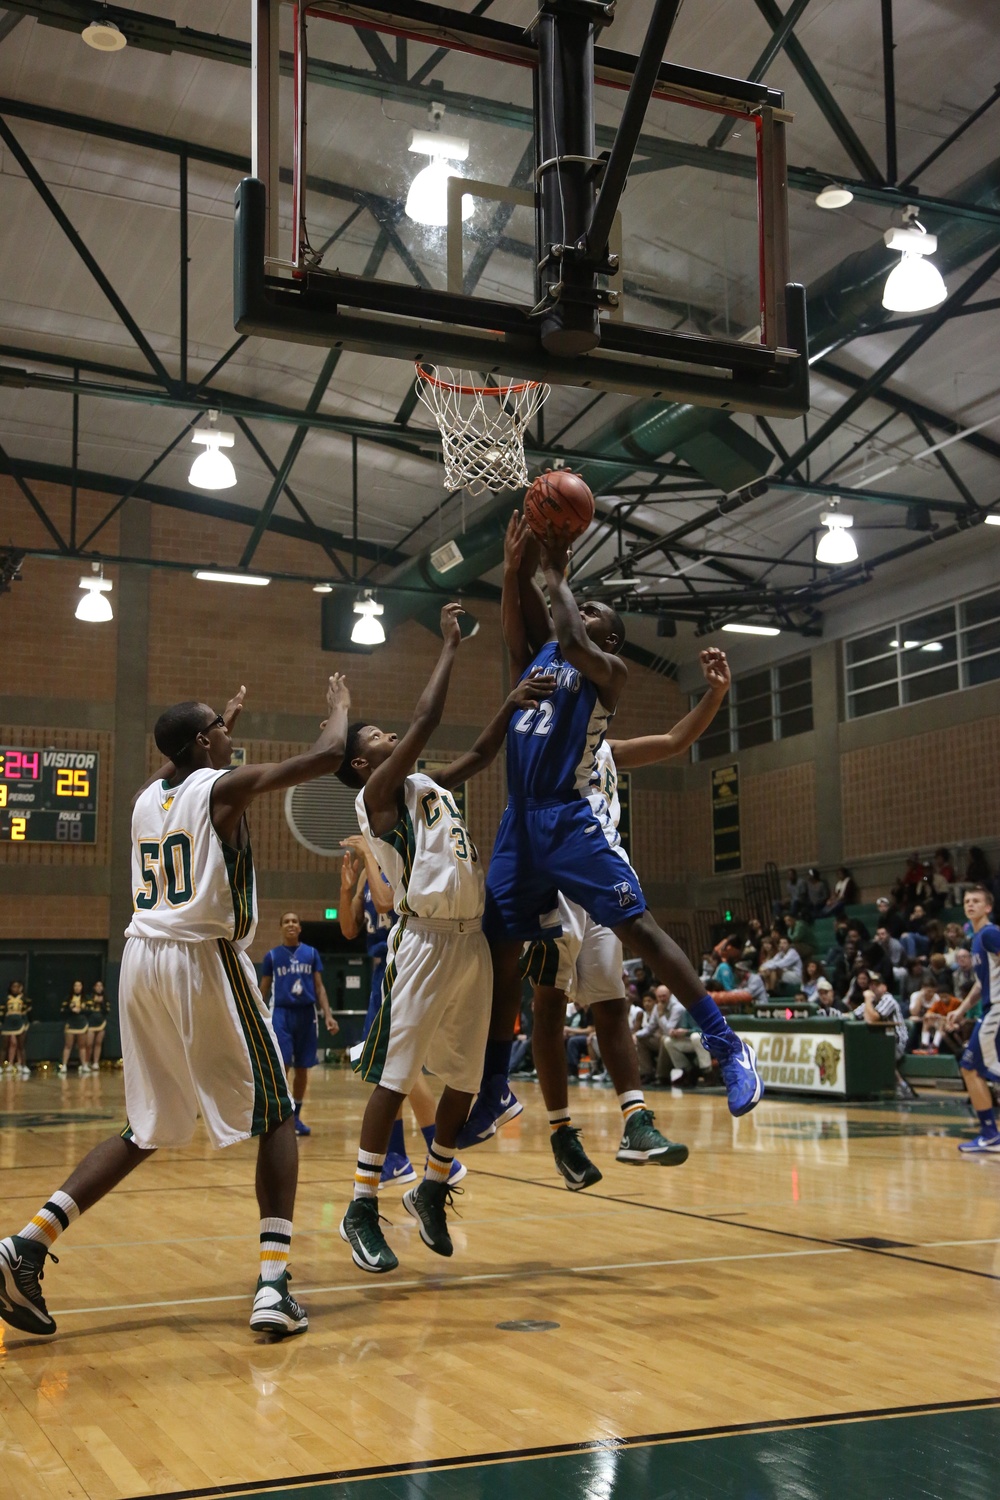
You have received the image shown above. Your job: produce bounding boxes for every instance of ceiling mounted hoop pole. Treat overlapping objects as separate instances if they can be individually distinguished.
[414,362,550,495]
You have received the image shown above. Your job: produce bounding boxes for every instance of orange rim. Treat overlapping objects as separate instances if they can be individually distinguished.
[415,362,544,398]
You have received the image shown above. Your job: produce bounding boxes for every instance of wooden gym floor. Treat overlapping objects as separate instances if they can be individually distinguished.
[0,1067,998,1500]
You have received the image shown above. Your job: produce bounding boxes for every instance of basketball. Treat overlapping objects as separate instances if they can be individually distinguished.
[524,468,595,543]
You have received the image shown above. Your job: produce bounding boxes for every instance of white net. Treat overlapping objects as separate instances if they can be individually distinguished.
[415,364,550,495]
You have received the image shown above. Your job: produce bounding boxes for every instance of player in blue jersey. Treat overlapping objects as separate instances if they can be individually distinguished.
[944,885,1000,1152]
[339,834,468,1190]
[461,515,763,1146]
[260,913,338,1137]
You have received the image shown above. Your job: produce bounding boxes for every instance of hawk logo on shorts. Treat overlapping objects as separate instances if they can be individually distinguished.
[614,881,638,908]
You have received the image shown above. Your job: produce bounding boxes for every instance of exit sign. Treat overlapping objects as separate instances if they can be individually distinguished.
[324,907,338,920]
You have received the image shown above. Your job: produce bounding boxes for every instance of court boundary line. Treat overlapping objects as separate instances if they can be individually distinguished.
[133,1397,1000,1500]
[472,1168,1000,1283]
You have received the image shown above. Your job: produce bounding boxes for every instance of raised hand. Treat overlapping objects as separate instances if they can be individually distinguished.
[540,523,570,578]
[700,648,731,692]
[508,672,557,711]
[440,601,465,646]
[223,685,247,731]
[327,672,350,715]
[504,510,532,572]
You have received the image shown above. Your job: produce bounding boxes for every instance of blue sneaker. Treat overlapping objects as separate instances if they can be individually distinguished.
[379,1151,417,1188]
[447,1156,467,1185]
[293,1114,311,1136]
[958,1132,1000,1154]
[456,1076,522,1150]
[705,1034,764,1117]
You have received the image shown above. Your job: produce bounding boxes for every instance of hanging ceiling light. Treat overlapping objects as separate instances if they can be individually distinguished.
[82,18,127,51]
[882,215,947,312]
[721,622,781,637]
[351,592,385,646]
[815,183,853,210]
[312,582,334,594]
[75,565,113,622]
[189,411,237,490]
[405,118,472,228]
[816,508,858,565]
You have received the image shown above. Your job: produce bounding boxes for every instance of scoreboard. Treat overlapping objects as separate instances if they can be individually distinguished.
[0,747,99,844]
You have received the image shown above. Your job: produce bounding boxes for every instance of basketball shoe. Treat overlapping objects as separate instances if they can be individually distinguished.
[958,1132,1000,1154]
[455,1076,522,1149]
[0,1235,57,1336]
[616,1109,689,1166]
[402,1181,456,1257]
[249,1272,308,1336]
[702,1034,765,1117]
[379,1152,417,1189]
[340,1198,398,1273]
[550,1124,603,1190]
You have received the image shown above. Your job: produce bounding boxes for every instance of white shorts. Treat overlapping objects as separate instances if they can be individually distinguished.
[521,896,625,1007]
[119,935,292,1150]
[356,915,491,1097]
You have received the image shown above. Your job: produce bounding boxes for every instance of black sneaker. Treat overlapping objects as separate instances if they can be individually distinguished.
[339,1197,398,1274]
[550,1123,603,1191]
[249,1271,308,1336]
[616,1109,689,1166]
[0,1235,57,1336]
[402,1179,457,1257]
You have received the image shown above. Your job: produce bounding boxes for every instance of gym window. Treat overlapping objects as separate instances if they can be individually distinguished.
[691,655,814,760]
[844,586,1000,719]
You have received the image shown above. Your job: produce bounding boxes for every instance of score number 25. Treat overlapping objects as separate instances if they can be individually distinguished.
[56,769,90,798]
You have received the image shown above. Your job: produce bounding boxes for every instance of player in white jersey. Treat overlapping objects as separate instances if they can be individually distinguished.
[335,603,554,1273]
[0,677,350,1341]
[514,573,732,1186]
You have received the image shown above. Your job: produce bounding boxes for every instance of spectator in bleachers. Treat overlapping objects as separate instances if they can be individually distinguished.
[820,867,858,918]
[712,940,742,990]
[699,953,716,985]
[830,938,861,1001]
[758,935,777,970]
[900,904,930,961]
[951,946,977,1001]
[783,913,816,962]
[564,1001,596,1077]
[773,867,805,920]
[633,989,666,1083]
[964,846,992,884]
[801,959,827,1003]
[874,924,904,969]
[813,976,841,1013]
[928,847,956,914]
[662,1006,713,1087]
[760,936,803,993]
[927,953,954,994]
[875,895,904,939]
[843,966,873,1012]
[862,941,896,992]
[733,960,768,1007]
[803,868,830,919]
[900,957,927,1007]
[909,972,960,1052]
[943,922,966,958]
[741,919,764,966]
[893,852,931,912]
[845,916,871,945]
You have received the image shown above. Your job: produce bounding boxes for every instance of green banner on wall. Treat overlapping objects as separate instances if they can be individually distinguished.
[711,762,741,874]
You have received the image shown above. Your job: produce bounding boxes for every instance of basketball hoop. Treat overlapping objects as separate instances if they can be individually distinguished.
[415,363,550,494]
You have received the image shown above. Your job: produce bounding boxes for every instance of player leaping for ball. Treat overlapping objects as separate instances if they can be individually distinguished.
[335,604,555,1273]
[507,515,732,1183]
[459,515,763,1149]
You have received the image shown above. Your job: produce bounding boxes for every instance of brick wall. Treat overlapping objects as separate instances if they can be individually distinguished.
[741,762,817,871]
[842,714,1000,857]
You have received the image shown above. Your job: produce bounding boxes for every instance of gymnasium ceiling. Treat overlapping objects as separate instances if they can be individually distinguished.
[0,0,998,664]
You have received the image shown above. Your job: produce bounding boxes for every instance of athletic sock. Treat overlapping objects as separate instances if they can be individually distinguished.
[259,1217,292,1282]
[548,1107,571,1132]
[424,1141,455,1186]
[388,1118,406,1157]
[19,1190,80,1248]
[686,995,732,1045]
[420,1123,436,1152]
[976,1107,998,1136]
[354,1148,385,1199]
[483,1038,512,1082]
[293,1100,303,1117]
[618,1090,646,1124]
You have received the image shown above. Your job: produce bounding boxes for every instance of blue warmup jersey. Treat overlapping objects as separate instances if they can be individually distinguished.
[962,921,1000,1082]
[261,943,322,1008]
[485,641,645,943]
[506,641,610,804]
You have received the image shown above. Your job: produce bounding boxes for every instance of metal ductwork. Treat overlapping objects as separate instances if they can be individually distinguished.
[385,154,1000,630]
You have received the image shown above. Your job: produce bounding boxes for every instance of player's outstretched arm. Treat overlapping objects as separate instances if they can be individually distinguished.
[502,511,534,679]
[134,685,248,803]
[363,604,463,828]
[436,673,556,791]
[610,649,731,768]
[341,834,394,914]
[518,531,554,656]
[211,675,350,842]
[540,530,626,711]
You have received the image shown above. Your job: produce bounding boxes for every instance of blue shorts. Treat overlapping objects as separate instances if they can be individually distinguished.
[961,1011,1000,1083]
[484,799,646,945]
[272,1005,319,1070]
[362,955,386,1041]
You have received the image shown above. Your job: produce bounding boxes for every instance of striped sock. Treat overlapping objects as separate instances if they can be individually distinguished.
[619,1090,645,1123]
[20,1190,79,1248]
[548,1107,571,1132]
[259,1217,292,1282]
[355,1148,385,1199]
[424,1141,454,1186]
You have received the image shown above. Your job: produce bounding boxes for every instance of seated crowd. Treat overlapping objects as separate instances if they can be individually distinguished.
[509,847,997,1092]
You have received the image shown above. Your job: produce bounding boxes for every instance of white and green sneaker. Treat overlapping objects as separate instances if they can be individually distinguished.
[616,1109,689,1167]
[402,1180,456,1257]
[0,1235,57,1336]
[340,1197,399,1274]
[550,1124,603,1191]
[249,1272,308,1336]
